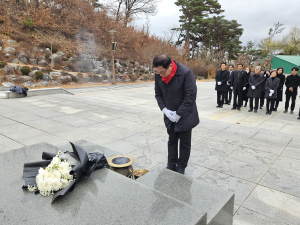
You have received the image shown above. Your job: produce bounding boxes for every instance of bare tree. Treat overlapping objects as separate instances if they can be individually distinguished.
[106,0,160,26]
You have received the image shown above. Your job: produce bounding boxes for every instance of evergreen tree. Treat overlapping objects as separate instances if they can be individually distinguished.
[174,0,223,58]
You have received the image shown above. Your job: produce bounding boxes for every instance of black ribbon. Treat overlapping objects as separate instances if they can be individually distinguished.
[22,142,108,203]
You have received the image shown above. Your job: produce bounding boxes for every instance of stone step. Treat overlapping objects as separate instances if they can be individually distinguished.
[4,87,73,98]
[0,141,207,225]
[137,168,235,225]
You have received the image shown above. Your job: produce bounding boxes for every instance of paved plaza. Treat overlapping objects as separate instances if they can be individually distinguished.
[1,81,300,224]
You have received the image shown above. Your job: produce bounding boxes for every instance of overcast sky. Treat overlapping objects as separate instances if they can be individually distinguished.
[132,0,300,45]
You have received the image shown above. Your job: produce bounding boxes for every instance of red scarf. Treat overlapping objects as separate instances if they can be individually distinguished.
[162,60,177,84]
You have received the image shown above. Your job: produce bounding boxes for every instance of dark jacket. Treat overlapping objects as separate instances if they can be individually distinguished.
[247,73,265,98]
[285,74,300,96]
[276,73,285,101]
[231,70,247,91]
[265,77,280,99]
[215,69,229,92]
[10,85,28,97]
[155,61,199,132]
[261,74,269,91]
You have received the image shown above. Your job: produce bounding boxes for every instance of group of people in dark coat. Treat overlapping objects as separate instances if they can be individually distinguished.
[215,62,300,117]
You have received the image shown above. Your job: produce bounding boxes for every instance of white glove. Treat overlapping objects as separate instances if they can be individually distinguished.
[243,87,246,90]
[163,108,176,122]
[231,87,233,90]
[227,81,230,85]
[264,74,266,77]
[251,86,256,90]
[269,92,272,97]
[217,81,221,85]
[173,111,181,123]
[270,89,274,94]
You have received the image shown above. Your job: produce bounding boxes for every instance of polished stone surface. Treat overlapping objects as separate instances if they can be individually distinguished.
[0,142,207,225]
[137,168,234,225]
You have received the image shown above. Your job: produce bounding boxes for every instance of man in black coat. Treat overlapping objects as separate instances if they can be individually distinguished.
[154,54,199,175]
[247,66,265,113]
[231,63,247,110]
[225,64,234,104]
[215,62,229,108]
[284,67,300,114]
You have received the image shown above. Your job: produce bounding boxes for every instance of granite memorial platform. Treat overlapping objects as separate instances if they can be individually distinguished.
[0,141,214,225]
[138,168,234,225]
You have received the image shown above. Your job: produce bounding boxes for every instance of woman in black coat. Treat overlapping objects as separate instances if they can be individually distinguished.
[243,67,251,107]
[260,70,270,109]
[275,67,285,111]
[265,70,280,115]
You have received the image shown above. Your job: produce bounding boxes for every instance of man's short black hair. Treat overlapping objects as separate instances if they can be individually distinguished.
[292,67,299,71]
[237,63,243,67]
[153,54,172,69]
[221,62,226,66]
[229,64,234,68]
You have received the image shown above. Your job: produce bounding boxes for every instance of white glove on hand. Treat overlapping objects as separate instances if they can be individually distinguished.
[227,81,230,85]
[231,87,233,90]
[217,81,222,85]
[269,92,272,97]
[270,89,274,94]
[163,108,176,122]
[264,74,266,77]
[173,111,181,123]
[251,86,256,90]
[243,87,246,90]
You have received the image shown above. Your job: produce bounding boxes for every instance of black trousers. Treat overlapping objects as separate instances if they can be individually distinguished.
[217,91,226,106]
[226,86,232,103]
[249,97,259,110]
[260,91,265,107]
[167,123,192,170]
[275,99,280,109]
[233,90,243,108]
[266,98,275,112]
[285,94,297,111]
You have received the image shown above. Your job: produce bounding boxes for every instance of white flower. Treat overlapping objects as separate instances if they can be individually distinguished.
[52,170,62,180]
[51,156,61,167]
[37,179,52,194]
[61,178,71,189]
[50,178,62,191]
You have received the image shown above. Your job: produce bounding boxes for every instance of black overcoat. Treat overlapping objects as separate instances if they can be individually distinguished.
[285,75,300,96]
[155,61,199,132]
[247,73,265,98]
[231,70,247,91]
[276,73,285,101]
[215,69,229,92]
[265,77,280,99]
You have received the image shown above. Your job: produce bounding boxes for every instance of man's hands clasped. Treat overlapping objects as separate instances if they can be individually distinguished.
[163,108,181,123]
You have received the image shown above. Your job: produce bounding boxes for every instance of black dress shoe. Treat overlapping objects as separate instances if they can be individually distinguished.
[260,106,263,109]
[274,108,277,112]
[244,103,247,107]
[228,102,231,105]
[231,107,236,110]
[176,168,185,175]
[237,107,241,111]
[266,111,269,115]
[216,105,221,108]
[254,109,257,113]
[269,111,272,115]
[297,117,300,120]
[166,166,176,172]
[220,105,223,108]
[248,109,253,112]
